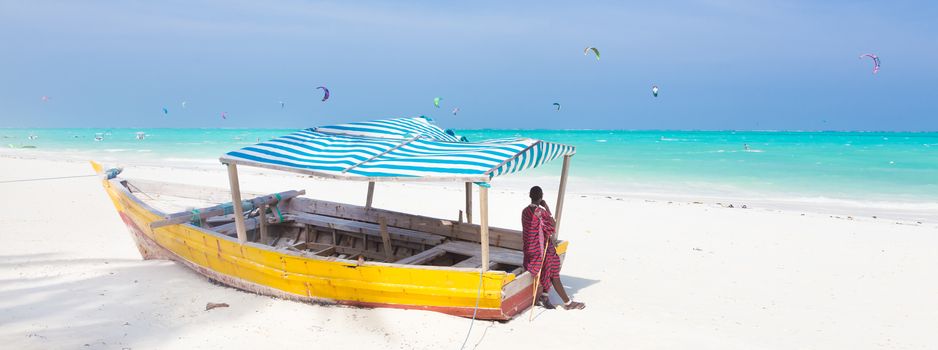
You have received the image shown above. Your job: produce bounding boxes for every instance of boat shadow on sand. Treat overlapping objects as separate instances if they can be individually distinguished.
[0,253,278,349]
[0,252,521,348]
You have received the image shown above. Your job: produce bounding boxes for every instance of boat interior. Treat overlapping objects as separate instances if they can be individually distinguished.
[121,178,530,275]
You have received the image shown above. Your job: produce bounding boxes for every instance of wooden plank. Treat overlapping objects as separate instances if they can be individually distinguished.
[281,222,427,252]
[480,186,490,271]
[313,246,336,256]
[258,204,269,244]
[554,154,572,239]
[215,216,261,236]
[291,242,405,261]
[378,217,393,260]
[283,212,446,246]
[395,247,446,265]
[205,215,235,225]
[227,163,248,243]
[365,182,375,209]
[437,241,523,267]
[151,190,304,229]
[294,242,332,251]
[465,182,473,224]
[452,256,482,268]
[288,197,524,250]
[451,256,498,269]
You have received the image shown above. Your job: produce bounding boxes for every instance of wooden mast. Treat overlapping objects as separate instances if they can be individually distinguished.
[479,185,490,271]
[464,182,473,224]
[226,163,248,243]
[554,155,572,239]
[365,181,375,209]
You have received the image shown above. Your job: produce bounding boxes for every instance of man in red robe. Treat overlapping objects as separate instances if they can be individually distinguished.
[522,186,585,310]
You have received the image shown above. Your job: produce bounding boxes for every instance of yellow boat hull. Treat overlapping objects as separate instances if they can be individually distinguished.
[94,163,567,320]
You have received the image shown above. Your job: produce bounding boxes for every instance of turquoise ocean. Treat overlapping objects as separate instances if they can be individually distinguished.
[3,128,937,204]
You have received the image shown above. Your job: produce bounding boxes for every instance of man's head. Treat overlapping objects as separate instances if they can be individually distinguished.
[529,186,543,203]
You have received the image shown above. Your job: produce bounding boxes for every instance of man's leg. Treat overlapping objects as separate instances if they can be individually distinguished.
[551,277,571,303]
[551,277,585,310]
[536,280,555,309]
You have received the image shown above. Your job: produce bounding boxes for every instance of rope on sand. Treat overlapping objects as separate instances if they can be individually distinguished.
[0,174,97,184]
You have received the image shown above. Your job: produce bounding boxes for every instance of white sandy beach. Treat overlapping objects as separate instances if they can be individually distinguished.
[1,155,937,349]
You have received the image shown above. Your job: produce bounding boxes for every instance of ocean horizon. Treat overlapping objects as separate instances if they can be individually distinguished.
[3,128,937,207]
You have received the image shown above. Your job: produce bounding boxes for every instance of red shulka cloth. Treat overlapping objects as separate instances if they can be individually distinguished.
[521,204,562,291]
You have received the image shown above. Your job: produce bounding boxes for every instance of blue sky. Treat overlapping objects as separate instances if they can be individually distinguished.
[1,0,936,130]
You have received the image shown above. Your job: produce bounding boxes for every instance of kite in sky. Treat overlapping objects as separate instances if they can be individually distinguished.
[452,107,459,115]
[859,53,880,74]
[553,102,561,111]
[41,96,49,102]
[317,86,330,101]
[221,112,227,120]
[162,107,169,115]
[584,47,600,60]
[434,97,442,108]
[279,101,285,109]
[652,85,659,97]
[181,101,187,109]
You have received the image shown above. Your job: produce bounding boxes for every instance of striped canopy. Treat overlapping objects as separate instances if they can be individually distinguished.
[220,117,576,182]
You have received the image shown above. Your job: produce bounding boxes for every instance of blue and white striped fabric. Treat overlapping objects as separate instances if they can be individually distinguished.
[313,116,461,142]
[220,117,575,182]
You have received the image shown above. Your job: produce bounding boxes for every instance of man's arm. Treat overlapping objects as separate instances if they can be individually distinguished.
[539,200,555,224]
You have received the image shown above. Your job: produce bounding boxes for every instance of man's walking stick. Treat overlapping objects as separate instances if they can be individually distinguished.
[528,236,551,321]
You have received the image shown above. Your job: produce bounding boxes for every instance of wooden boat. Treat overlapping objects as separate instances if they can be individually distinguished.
[95,117,576,320]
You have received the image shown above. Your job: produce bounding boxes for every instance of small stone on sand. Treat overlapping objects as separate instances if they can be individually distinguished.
[205,302,230,311]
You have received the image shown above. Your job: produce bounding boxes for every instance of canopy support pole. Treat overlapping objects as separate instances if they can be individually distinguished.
[479,185,490,272]
[258,204,269,244]
[554,155,572,239]
[464,182,473,224]
[365,181,375,209]
[226,163,248,243]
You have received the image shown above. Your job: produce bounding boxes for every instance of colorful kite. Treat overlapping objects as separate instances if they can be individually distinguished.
[859,53,880,74]
[584,47,600,60]
[452,107,459,115]
[434,97,442,108]
[317,86,330,101]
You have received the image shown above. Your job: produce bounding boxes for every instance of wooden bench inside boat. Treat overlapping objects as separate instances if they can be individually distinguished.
[282,212,446,246]
[143,185,525,272]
